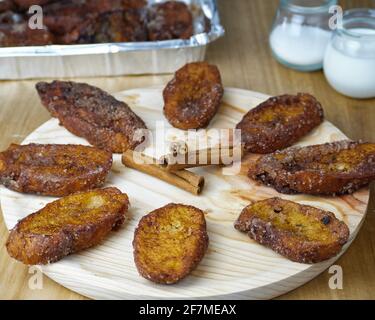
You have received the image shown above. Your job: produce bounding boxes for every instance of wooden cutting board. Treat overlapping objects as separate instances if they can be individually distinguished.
[0,87,369,300]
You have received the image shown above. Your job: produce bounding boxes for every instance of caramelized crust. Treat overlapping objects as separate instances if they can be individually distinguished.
[36,81,147,153]
[0,143,112,196]
[133,203,209,284]
[235,198,350,263]
[236,93,324,154]
[249,140,375,195]
[6,187,129,265]
[163,62,224,130]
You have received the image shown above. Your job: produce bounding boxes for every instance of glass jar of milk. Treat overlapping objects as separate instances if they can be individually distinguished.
[324,9,375,99]
[270,0,337,71]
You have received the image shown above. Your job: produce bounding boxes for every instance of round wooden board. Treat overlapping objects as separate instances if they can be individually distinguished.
[0,87,370,300]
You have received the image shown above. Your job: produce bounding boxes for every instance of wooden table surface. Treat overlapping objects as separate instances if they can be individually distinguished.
[0,0,374,300]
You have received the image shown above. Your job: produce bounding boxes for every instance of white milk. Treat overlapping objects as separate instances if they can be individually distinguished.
[323,28,375,99]
[270,23,332,68]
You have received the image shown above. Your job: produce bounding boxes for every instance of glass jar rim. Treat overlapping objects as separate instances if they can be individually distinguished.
[337,8,375,40]
[280,0,337,14]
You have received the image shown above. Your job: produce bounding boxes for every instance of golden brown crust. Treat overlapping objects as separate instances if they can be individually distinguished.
[236,93,324,154]
[0,143,112,196]
[249,140,375,195]
[6,187,129,265]
[163,62,223,130]
[133,203,208,284]
[36,81,147,153]
[147,1,193,41]
[235,198,350,263]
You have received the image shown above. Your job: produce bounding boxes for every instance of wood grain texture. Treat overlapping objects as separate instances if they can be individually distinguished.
[0,0,374,300]
[0,87,370,299]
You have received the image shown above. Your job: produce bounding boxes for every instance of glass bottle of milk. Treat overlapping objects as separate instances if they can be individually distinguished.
[323,9,375,99]
[270,0,337,71]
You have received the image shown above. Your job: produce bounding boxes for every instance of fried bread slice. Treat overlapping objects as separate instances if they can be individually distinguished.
[163,62,224,130]
[236,93,324,154]
[147,1,193,41]
[235,198,349,263]
[36,81,147,153]
[6,187,129,265]
[133,203,208,284]
[249,140,375,195]
[0,143,112,196]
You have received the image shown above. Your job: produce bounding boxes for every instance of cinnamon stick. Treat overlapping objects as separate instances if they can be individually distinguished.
[122,150,204,195]
[160,144,244,172]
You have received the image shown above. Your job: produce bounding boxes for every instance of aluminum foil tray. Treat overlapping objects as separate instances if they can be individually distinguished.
[0,0,224,79]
